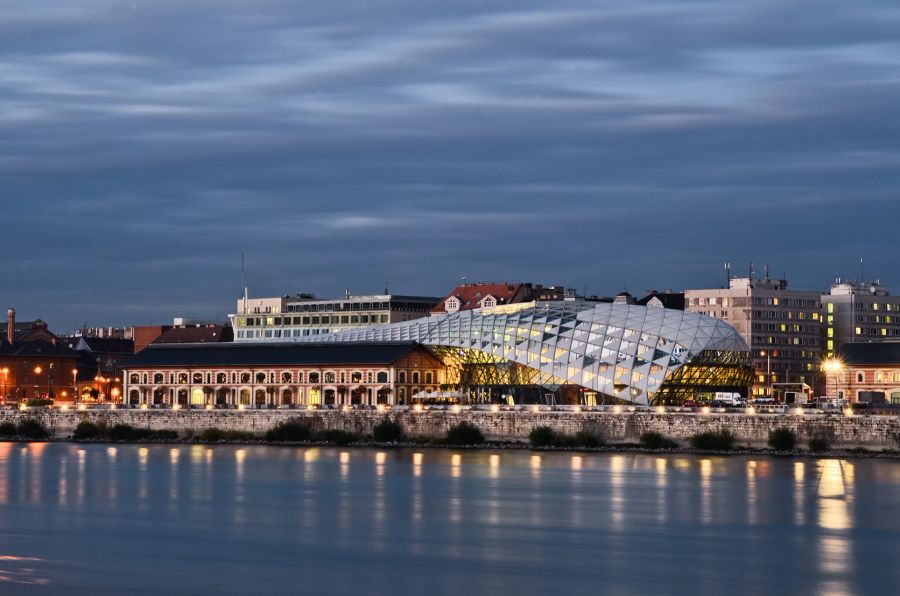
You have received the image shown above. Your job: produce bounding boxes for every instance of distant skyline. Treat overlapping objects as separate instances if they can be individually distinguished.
[2,1,899,330]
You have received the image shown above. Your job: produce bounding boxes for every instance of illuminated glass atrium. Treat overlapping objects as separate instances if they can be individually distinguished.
[295,301,753,405]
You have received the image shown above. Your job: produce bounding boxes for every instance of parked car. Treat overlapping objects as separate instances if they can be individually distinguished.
[682,399,700,408]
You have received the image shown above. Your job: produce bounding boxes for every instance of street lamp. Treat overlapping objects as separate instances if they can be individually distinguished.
[33,366,42,399]
[759,350,772,398]
[72,369,78,404]
[823,357,843,401]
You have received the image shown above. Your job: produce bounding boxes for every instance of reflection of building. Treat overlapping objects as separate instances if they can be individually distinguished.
[686,275,822,398]
[231,292,440,342]
[122,342,444,407]
[828,343,900,404]
[0,309,82,402]
[822,280,900,358]
[296,301,752,405]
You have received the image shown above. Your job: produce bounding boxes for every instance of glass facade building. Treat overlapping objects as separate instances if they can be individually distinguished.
[295,301,752,405]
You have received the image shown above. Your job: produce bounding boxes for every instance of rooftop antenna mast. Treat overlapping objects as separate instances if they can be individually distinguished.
[724,261,731,287]
[241,252,249,315]
[860,258,864,284]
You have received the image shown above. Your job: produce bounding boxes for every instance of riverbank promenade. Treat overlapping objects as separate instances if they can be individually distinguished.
[1,407,898,450]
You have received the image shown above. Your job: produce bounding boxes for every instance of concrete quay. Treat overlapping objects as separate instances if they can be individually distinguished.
[1,409,899,450]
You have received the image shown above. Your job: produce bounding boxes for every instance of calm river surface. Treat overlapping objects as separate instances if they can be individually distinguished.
[0,443,898,595]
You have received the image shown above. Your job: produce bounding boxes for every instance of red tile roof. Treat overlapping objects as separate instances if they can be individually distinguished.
[432,282,526,314]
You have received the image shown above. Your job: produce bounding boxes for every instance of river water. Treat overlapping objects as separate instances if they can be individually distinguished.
[0,443,897,595]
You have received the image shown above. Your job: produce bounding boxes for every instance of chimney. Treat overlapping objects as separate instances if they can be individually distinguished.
[7,308,14,345]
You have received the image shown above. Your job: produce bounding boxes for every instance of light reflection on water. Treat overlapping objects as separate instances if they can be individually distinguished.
[0,444,897,596]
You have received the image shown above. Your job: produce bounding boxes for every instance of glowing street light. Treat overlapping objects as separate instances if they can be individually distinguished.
[1,367,8,402]
[33,366,43,400]
[823,357,844,400]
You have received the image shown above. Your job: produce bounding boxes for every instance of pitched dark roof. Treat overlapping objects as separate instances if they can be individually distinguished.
[123,341,422,368]
[153,326,233,344]
[0,338,81,358]
[63,337,135,354]
[838,343,900,366]
[637,292,686,310]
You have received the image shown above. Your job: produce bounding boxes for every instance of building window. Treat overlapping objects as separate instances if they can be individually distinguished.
[282,372,292,383]
[412,371,419,384]
[857,372,864,383]
[425,371,433,384]
[255,372,266,384]
[324,372,336,383]
[398,372,406,383]
[308,372,319,384]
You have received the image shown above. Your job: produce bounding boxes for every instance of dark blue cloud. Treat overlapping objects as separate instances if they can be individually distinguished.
[1,0,899,330]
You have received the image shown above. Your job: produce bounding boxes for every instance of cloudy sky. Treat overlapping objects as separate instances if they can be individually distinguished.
[2,1,899,330]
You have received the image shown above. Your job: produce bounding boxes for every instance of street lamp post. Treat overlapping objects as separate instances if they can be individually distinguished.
[1,367,8,402]
[823,358,843,402]
[72,369,78,404]
[33,366,42,400]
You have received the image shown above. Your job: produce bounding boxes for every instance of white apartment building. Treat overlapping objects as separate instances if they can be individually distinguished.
[685,276,822,397]
[230,292,440,342]
[822,279,900,358]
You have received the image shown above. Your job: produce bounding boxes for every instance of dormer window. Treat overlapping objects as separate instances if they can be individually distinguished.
[445,297,460,313]
[480,295,496,308]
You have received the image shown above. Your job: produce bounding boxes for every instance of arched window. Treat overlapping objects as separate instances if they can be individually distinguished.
[308,372,319,384]
[153,373,164,384]
[351,371,362,383]
[256,372,266,384]
[129,373,140,384]
[367,372,373,383]
[398,371,406,383]
[377,372,388,383]
[142,374,148,384]
[857,372,864,383]
[192,372,202,384]
[281,372,292,383]
[297,372,304,383]
[216,372,227,384]
[178,372,188,384]
[425,372,433,384]
[324,372,336,384]
[412,371,419,384]
[241,372,251,384]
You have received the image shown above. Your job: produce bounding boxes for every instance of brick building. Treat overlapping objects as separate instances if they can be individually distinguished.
[827,343,900,404]
[0,309,82,402]
[122,341,445,407]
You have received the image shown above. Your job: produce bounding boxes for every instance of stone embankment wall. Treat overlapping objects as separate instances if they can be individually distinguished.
[1,410,899,449]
